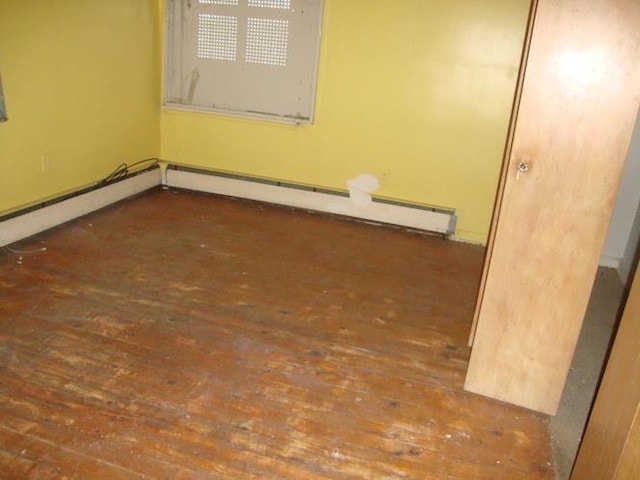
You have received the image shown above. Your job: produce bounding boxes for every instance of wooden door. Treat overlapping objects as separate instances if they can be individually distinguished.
[571,262,640,479]
[464,0,640,415]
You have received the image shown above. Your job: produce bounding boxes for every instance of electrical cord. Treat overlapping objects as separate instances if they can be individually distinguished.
[2,243,47,265]
[97,157,160,186]
[2,157,161,261]
[2,158,161,263]
[3,245,47,254]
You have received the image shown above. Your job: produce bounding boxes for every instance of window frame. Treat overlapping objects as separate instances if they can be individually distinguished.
[163,0,324,125]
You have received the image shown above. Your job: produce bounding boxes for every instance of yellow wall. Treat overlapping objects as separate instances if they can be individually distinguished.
[160,0,531,243]
[0,0,161,214]
[0,0,529,242]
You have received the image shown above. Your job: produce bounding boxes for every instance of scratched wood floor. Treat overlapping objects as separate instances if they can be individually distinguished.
[0,188,554,479]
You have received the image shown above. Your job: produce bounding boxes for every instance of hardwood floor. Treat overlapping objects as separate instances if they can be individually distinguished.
[0,188,554,479]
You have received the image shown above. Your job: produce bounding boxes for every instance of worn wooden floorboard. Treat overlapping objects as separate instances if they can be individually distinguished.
[0,188,554,479]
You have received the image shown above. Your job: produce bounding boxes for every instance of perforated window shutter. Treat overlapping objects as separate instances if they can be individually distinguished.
[165,0,323,123]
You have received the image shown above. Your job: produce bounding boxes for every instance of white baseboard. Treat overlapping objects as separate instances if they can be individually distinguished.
[0,169,161,247]
[165,168,456,235]
[0,166,456,246]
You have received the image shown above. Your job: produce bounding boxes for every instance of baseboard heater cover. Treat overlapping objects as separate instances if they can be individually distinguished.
[0,167,162,247]
[165,166,456,236]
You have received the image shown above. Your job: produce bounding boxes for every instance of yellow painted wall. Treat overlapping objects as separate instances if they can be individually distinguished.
[0,0,161,214]
[160,0,531,243]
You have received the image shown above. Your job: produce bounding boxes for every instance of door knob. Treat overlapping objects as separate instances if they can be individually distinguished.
[516,161,530,180]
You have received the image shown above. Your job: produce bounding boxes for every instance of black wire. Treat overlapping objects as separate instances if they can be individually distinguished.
[98,157,160,186]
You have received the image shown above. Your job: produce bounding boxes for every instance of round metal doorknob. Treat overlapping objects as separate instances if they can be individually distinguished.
[517,162,530,173]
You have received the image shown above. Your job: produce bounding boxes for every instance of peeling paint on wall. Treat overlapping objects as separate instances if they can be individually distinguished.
[347,174,379,207]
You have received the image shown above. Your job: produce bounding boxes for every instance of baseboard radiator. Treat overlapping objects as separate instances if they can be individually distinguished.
[0,167,162,247]
[0,164,457,247]
[164,165,457,236]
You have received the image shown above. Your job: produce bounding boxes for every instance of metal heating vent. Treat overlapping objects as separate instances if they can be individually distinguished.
[164,165,457,237]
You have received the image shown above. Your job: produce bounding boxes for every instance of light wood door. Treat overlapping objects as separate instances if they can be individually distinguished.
[571,262,640,479]
[464,0,640,415]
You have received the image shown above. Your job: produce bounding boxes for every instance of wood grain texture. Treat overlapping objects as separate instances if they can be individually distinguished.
[467,0,538,347]
[465,0,640,414]
[571,264,640,479]
[614,416,640,480]
[0,189,554,479]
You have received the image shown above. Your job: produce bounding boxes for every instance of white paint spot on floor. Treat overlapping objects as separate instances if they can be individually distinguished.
[331,448,346,460]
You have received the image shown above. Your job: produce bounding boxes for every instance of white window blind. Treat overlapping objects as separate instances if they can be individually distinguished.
[165,0,323,123]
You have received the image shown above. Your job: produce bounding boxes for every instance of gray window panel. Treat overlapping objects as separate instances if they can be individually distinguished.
[164,0,323,123]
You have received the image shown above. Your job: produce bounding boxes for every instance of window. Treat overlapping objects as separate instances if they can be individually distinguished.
[164,0,324,123]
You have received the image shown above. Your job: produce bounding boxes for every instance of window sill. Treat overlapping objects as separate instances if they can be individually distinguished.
[162,103,311,126]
